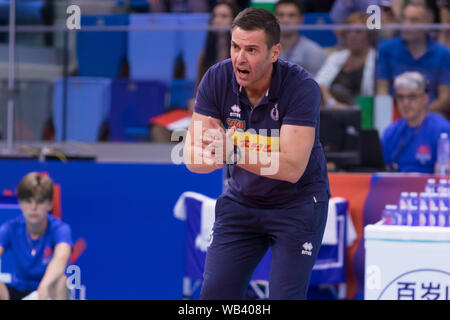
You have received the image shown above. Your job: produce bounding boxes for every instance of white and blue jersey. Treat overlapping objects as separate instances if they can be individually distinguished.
[0,214,73,291]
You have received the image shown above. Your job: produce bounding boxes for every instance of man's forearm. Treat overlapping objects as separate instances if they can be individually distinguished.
[236,148,307,183]
[39,257,67,290]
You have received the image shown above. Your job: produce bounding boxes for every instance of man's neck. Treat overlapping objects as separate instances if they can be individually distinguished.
[407,111,427,127]
[245,64,273,107]
[406,37,428,59]
[27,219,48,240]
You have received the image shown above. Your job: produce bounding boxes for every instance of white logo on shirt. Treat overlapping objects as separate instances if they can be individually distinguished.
[229,104,241,118]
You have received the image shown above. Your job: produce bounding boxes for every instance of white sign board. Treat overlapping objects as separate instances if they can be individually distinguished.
[365,223,450,300]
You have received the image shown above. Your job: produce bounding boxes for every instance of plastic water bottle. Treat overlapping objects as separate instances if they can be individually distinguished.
[428,192,440,226]
[438,192,449,227]
[437,179,448,194]
[418,193,429,226]
[382,205,398,225]
[437,132,450,176]
[408,192,419,226]
[410,205,420,226]
[424,178,436,193]
[398,192,409,226]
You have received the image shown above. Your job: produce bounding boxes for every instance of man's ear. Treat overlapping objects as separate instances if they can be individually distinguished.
[271,43,282,62]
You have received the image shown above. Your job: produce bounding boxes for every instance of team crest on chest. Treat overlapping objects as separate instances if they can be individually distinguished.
[271,103,279,121]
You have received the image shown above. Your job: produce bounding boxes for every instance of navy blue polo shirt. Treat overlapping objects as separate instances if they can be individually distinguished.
[194,58,330,208]
[376,36,450,103]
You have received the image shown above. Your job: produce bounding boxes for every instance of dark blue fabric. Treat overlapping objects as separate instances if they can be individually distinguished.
[200,195,328,300]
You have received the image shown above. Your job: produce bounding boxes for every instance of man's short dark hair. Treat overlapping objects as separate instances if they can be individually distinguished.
[231,7,281,48]
[274,0,305,16]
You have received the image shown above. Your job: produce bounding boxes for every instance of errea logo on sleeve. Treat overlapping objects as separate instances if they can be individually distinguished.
[301,242,313,256]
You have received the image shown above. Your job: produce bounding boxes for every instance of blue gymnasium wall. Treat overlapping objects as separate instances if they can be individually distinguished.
[0,161,223,299]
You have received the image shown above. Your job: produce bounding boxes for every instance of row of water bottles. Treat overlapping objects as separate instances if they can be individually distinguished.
[382,178,449,227]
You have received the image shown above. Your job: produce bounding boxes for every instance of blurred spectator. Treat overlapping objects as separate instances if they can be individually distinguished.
[376,2,450,118]
[151,1,238,142]
[379,1,399,41]
[302,0,336,12]
[381,72,450,173]
[0,173,72,300]
[275,0,326,76]
[438,0,450,47]
[194,2,239,93]
[330,0,381,24]
[316,12,376,109]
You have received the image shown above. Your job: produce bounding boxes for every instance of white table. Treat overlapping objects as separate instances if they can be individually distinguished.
[364,223,450,300]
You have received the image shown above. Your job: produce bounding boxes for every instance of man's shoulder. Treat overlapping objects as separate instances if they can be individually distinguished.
[200,58,233,92]
[384,118,406,138]
[1,215,24,230]
[278,59,314,83]
[426,112,450,130]
[47,214,71,232]
[428,39,450,57]
[207,58,233,76]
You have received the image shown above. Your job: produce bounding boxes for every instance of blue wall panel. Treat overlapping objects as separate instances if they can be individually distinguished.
[0,161,223,299]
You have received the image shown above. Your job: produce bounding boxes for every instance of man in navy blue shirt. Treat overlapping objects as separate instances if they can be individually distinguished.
[376,2,450,118]
[184,7,330,300]
[382,71,450,173]
[0,173,72,300]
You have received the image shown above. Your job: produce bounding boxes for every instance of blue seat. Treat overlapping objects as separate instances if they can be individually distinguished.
[53,77,112,142]
[0,79,52,141]
[169,79,195,109]
[109,79,166,141]
[301,12,337,48]
[128,13,180,82]
[77,14,129,78]
[178,13,210,82]
[128,13,209,83]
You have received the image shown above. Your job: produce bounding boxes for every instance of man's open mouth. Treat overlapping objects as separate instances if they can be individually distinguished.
[237,68,250,75]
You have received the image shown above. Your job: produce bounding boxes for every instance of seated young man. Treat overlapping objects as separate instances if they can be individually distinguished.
[382,72,450,173]
[0,172,72,300]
